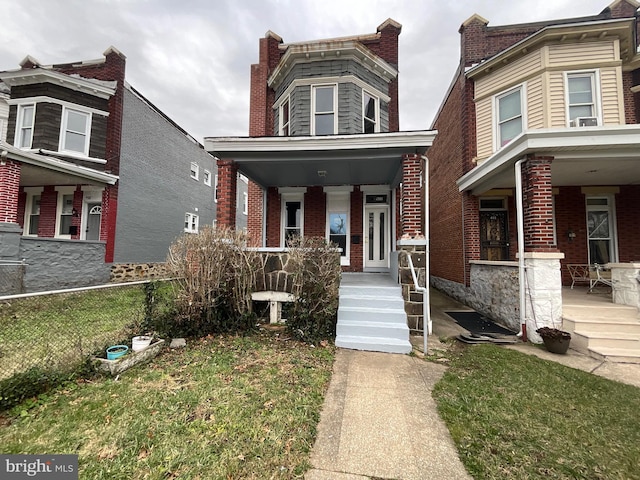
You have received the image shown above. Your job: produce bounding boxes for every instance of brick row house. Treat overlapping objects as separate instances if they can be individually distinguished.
[429,0,640,344]
[205,20,437,352]
[0,48,223,293]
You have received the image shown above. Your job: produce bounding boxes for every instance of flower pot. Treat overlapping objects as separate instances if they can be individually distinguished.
[132,336,153,352]
[536,327,571,354]
[106,345,129,360]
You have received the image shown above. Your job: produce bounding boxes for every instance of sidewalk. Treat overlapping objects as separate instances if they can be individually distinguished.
[306,349,472,480]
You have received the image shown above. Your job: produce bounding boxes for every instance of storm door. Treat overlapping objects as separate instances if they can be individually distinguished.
[480,210,509,261]
[364,204,389,269]
[85,203,102,241]
[586,196,617,264]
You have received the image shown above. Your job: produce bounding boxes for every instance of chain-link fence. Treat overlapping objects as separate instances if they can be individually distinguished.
[0,281,169,409]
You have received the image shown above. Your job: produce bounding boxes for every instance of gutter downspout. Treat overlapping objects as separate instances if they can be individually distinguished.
[421,155,431,338]
[262,188,267,247]
[515,158,527,341]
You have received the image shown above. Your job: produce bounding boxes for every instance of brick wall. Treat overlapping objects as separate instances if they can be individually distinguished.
[615,185,640,262]
[216,159,238,228]
[401,154,422,237]
[623,71,637,124]
[39,186,57,237]
[266,187,281,247]
[522,156,557,252]
[247,180,263,246]
[0,160,21,223]
[304,187,326,237]
[349,188,363,271]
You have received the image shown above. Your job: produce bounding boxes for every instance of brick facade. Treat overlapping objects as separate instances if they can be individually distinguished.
[216,159,238,229]
[521,156,558,252]
[401,154,422,237]
[0,160,21,224]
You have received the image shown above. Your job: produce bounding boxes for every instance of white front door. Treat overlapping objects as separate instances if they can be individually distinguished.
[364,206,389,269]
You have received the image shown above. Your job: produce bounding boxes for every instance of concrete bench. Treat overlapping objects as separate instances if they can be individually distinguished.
[251,291,295,324]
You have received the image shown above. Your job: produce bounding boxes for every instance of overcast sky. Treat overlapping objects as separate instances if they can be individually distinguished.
[0,0,613,142]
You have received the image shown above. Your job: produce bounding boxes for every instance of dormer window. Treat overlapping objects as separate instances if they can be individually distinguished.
[363,90,379,133]
[312,85,336,135]
[17,104,35,149]
[60,107,90,155]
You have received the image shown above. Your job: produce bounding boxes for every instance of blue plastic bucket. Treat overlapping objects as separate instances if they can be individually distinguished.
[106,345,129,360]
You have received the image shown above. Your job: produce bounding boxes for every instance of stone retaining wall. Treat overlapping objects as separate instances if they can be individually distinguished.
[396,240,427,331]
[254,250,295,293]
[110,263,170,283]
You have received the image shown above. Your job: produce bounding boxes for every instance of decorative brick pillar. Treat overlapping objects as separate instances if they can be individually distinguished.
[522,155,558,252]
[401,153,422,238]
[216,158,238,229]
[247,180,263,246]
[0,159,21,224]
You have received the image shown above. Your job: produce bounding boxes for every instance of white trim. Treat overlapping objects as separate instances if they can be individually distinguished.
[281,193,304,246]
[184,212,199,233]
[54,186,76,239]
[243,191,248,215]
[311,84,338,136]
[362,89,380,133]
[273,76,391,111]
[239,173,249,183]
[278,187,308,194]
[59,106,91,156]
[360,184,391,193]
[23,187,43,237]
[203,169,212,186]
[190,162,199,180]
[493,83,527,151]
[564,69,602,127]
[8,96,110,117]
[279,95,290,136]
[15,104,35,149]
[38,149,106,164]
[585,194,618,264]
[214,174,218,202]
[363,202,390,269]
[0,69,116,99]
[323,186,354,193]
[326,192,350,266]
[205,130,436,154]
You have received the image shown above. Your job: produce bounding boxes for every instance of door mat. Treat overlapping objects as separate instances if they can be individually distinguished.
[445,311,515,336]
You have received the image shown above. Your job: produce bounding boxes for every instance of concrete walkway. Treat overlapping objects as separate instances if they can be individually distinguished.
[306,349,471,480]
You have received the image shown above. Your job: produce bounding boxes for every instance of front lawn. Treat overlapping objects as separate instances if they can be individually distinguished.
[0,332,334,479]
[433,344,640,480]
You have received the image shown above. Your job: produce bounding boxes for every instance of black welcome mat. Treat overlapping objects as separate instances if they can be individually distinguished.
[445,311,515,336]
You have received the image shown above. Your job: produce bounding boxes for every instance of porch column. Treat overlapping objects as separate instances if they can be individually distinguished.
[247,180,263,246]
[216,158,238,229]
[401,153,422,238]
[520,155,564,342]
[0,158,21,224]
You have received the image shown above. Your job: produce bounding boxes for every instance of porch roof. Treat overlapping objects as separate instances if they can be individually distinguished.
[457,125,640,195]
[204,131,436,188]
[0,141,119,186]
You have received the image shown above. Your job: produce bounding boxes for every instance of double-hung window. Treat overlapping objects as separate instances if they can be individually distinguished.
[496,86,523,148]
[204,170,212,186]
[281,191,305,245]
[280,97,290,136]
[567,72,598,125]
[17,104,35,149]
[190,162,199,180]
[60,107,90,155]
[185,213,199,233]
[363,90,379,133]
[312,85,336,135]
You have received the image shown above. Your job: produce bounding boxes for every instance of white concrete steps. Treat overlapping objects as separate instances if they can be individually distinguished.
[335,280,411,354]
[562,300,640,363]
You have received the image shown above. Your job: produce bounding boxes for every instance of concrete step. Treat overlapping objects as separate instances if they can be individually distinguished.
[337,320,409,340]
[338,306,407,324]
[571,330,640,352]
[339,285,402,298]
[335,335,412,354]
[339,294,405,310]
[563,318,640,335]
[587,346,640,364]
[563,304,639,322]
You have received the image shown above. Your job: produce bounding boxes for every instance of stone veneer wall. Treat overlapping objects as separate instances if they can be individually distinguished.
[110,263,170,283]
[610,263,640,310]
[431,261,520,332]
[396,240,427,331]
[253,250,295,293]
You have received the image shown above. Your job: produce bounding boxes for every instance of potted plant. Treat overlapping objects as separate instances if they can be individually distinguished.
[536,327,571,354]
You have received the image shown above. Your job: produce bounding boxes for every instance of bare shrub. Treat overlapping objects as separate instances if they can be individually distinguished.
[165,226,259,336]
[286,236,341,342]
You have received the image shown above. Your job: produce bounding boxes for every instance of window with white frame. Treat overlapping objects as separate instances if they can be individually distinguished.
[190,162,199,180]
[184,212,199,233]
[24,193,41,236]
[243,191,248,215]
[54,189,76,238]
[16,104,35,149]
[204,169,211,186]
[214,174,218,202]
[282,194,304,245]
[566,72,598,125]
[495,86,523,148]
[279,96,290,136]
[312,85,336,135]
[363,90,379,133]
[60,107,90,155]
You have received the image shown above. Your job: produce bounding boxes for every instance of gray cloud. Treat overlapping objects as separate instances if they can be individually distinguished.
[0,0,610,141]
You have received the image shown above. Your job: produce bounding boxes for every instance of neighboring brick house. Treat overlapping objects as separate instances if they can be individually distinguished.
[428,0,640,341]
[0,47,218,292]
[205,20,436,273]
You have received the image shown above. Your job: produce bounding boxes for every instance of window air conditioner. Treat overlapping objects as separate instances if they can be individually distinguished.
[570,117,598,127]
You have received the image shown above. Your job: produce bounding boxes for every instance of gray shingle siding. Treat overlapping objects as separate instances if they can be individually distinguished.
[273,59,390,136]
[115,87,216,263]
